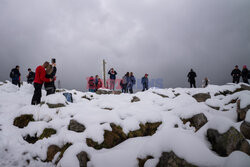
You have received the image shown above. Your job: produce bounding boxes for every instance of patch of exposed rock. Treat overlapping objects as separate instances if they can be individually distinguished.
[240,121,250,140]
[192,93,211,102]
[237,99,250,122]
[131,96,140,103]
[68,119,86,133]
[207,127,250,156]
[182,113,208,132]
[86,122,162,150]
[76,151,89,167]
[13,114,34,128]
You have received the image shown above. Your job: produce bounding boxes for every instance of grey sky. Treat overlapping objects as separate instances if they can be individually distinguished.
[0,0,250,91]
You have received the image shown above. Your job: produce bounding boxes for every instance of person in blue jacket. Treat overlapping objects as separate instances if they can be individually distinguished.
[10,65,21,87]
[141,74,149,91]
[127,72,136,93]
[108,68,117,90]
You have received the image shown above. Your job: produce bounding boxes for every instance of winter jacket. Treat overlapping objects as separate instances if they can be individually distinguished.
[141,76,148,85]
[88,77,95,89]
[27,71,35,83]
[187,71,197,82]
[231,69,241,78]
[128,76,136,88]
[242,68,248,78]
[122,76,128,85]
[10,68,21,81]
[96,79,103,89]
[34,66,50,84]
[108,70,117,80]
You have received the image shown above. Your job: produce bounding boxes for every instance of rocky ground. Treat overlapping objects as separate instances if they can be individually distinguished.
[0,81,250,167]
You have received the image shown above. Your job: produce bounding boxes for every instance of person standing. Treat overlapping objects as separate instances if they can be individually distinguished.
[31,62,52,105]
[242,65,249,84]
[96,78,103,90]
[51,60,57,93]
[231,65,241,84]
[141,74,149,91]
[10,65,21,87]
[26,68,35,84]
[127,72,136,93]
[88,76,95,92]
[44,65,56,95]
[187,69,197,88]
[121,72,129,93]
[202,77,209,88]
[94,75,99,91]
[108,68,117,90]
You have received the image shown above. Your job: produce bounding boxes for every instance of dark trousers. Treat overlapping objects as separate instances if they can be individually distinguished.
[190,81,196,88]
[142,83,148,91]
[12,80,20,87]
[233,77,240,84]
[242,77,249,84]
[31,83,43,105]
[121,84,127,93]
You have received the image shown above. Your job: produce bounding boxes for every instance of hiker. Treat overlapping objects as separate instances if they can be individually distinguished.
[44,64,56,95]
[26,68,35,84]
[88,76,95,92]
[242,65,249,84]
[187,69,197,88]
[127,72,136,93]
[141,74,149,91]
[108,68,117,90]
[10,65,21,87]
[51,60,57,92]
[202,77,209,88]
[31,62,53,105]
[96,77,103,90]
[231,65,241,84]
[121,72,129,93]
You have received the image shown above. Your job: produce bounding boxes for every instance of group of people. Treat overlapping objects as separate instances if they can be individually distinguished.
[88,75,103,92]
[10,60,57,105]
[231,65,249,84]
[120,72,136,93]
[186,65,249,88]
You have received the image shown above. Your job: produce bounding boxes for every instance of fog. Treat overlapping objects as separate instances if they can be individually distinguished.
[0,0,250,91]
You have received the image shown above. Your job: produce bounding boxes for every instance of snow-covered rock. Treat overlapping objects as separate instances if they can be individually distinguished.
[0,81,250,167]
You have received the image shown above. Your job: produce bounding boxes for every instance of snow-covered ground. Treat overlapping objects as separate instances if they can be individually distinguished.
[0,81,249,167]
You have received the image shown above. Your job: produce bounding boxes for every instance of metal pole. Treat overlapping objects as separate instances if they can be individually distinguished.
[103,59,106,88]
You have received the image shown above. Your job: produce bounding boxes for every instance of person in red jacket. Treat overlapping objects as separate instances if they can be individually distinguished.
[31,62,53,105]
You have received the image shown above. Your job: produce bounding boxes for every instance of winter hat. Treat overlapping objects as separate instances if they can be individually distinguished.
[243,65,247,69]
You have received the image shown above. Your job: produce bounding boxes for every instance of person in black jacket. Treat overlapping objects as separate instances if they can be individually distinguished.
[44,64,56,95]
[231,65,241,84]
[187,69,197,88]
[242,65,249,84]
[10,65,21,87]
[26,68,35,84]
[108,68,117,90]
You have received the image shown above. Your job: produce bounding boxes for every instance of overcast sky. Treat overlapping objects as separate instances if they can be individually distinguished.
[0,0,250,91]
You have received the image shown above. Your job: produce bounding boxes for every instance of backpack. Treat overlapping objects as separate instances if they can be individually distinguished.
[10,70,14,78]
[89,78,95,86]
[63,93,73,103]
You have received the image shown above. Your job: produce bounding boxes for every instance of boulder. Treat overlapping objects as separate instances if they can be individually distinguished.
[152,92,169,98]
[237,100,250,121]
[240,121,250,140]
[47,103,65,108]
[76,151,89,167]
[207,127,250,156]
[96,89,122,95]
[131,96,140,103]
[87,122,162,150]
[46,145,61,162]
[156,151,197,167]
[68,119,86,133]
[81,95,92,101]
[13,114,34,128]
[182,113,208,132]
[192,93,211,102]
[39,128,57,140]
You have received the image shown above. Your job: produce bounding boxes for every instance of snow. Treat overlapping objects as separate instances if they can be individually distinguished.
[0,81,250,167]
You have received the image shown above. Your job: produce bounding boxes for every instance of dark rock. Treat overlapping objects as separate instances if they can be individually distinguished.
[47,103,65,108]
[214,90,232,96]
[138,156,153,167]
[39,128,57,139]
[240,121,250,140]
[68,119,86,133]
[207,127,250,156]
[102,107,113,111]
[237,100,250,121]
[87,122,162,150]
[192,93,211,102]
[182,113,208,132]
[46,145,61,162]
[13,114,34,128]
[76,151,89,167]
[55,89,66,93]
[156,151,197,167]
[82,95,92,101]
[152,92,169,98]
[207,105,220,110]
[96,89,112,95]
[240,84,250,91]
[131,96,140,103]
[23,134,38,144]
